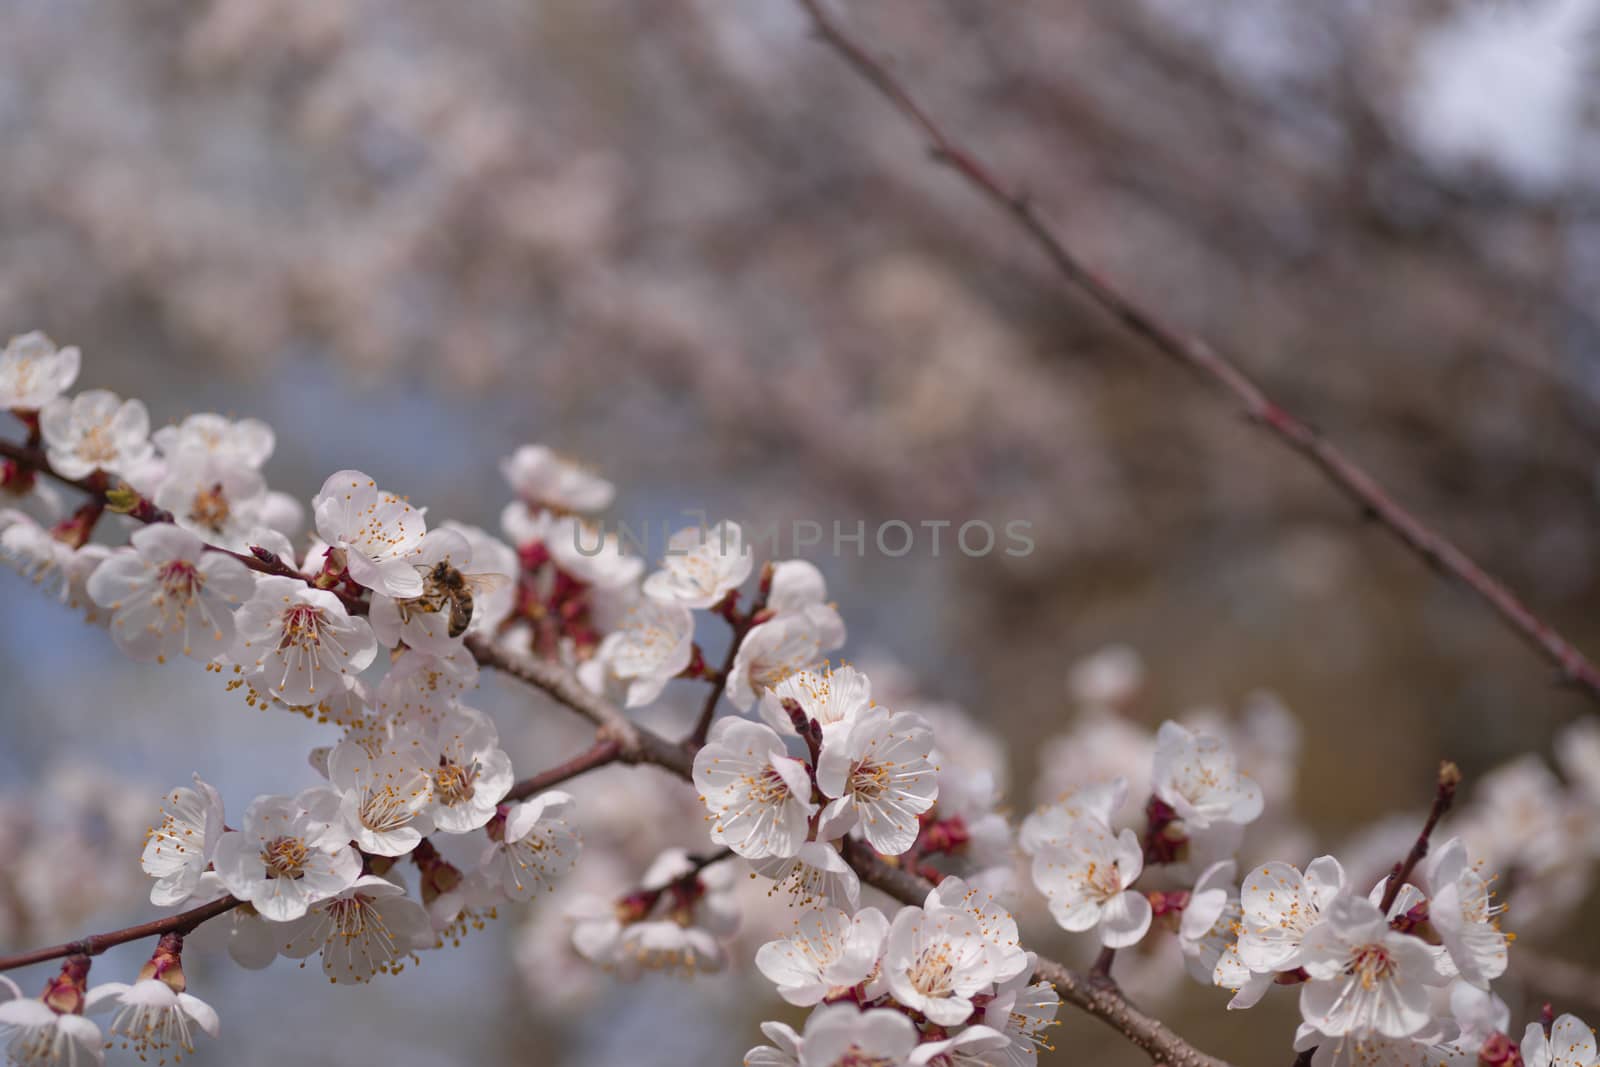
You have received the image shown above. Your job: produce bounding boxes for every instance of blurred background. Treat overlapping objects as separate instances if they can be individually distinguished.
[2,0,1599,1063]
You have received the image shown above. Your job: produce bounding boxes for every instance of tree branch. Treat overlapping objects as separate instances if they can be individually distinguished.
[0,896,240,973]
[786,0,1600,707]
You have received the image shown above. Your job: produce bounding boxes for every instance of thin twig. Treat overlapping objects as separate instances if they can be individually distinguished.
[689,566,773,746]
[788,0,1600,707]
[1379,760,1461,913]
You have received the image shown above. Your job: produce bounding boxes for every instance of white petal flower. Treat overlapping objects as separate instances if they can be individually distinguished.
[924,876,1030,985]
[1018,778,1128,855]
[326,737,434,856]
[909,1024,1012,1066]
[727,605,846,711]
[881,904,998,1026]
[278,875,433,983]
[88,524,255,663]
[1295,1027,1474,1067]
[141,774,226,906]
[744,1021,803,1067]
[1178,860,1240,985]
[368,527,507,651]
[751,842,862,911]
[0,332,80,411]
[1299,894,1449,1039]
[312,470,429,597]
[1422,837,1508,989]
[642,521,752,609]
[583,849,741,979]
[417,705,514,834]
[755,906,889,1006]
[979,959,1061,1067]
[794,1004,919,1067]
[1522,1013,1598,1067]
[373,643,480,723]
[480,791,581,900]
[1150,720,1264,831]
[815,707,937,856]
[694,718,817,859]
[0,995,104,1067]
[543,513,645,590]
[232,576,378,707]
[577,597,695,708]
[1236,856,1347,973]
[152,453,284,552]
[40,389,154,481]
[152,413,275,470]
[499,444,614,514]
[211,789,361,922]
[1029,818,1151,948]
[86,980,219,1062]
[760,664,873,740]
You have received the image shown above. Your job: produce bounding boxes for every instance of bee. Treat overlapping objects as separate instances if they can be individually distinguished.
[397,561,510,638]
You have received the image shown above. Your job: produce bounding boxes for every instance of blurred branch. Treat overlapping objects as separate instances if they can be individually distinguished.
[784,0,1600,707]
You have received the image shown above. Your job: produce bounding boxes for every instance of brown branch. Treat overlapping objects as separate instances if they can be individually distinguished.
[1379,760,1461,913]
[0,437,367,613]
[505,737,624,802]
[788,0,1600,707]
[689,565,774,746]
[0,895,240,973]
[464,635,644,760]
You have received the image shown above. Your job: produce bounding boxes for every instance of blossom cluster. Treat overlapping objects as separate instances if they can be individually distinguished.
[1,333,1598,1067]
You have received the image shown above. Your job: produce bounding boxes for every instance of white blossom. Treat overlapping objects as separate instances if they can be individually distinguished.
[1422,837,1508,989]
[642,520,752,609]
[368,527,506,651]
[978,960,1061,1067]
[232,576,378,707]
[751,842,862,912]
[693,717,817,860]
[416,705,514,834]
[0,978,103,1067]
[924,876,1030,985]
[140,774,225,907]
[1522,1013,1598,1067]
[727,604,848,712]
[153,453,299,552]
[1178,860,1241,986]
[152,413,275,471]
[0,332,80,411]
[1029,817,1151,948]
[86,980,218,1062]
[815,707,938,856]
[499,444,614,514]
[87,524,255,663]
[480,791,581,900]
[326,736,434,856]
[881,903,998,1026]
[1298,893,1448,1038]
[1236,856,1347,974]
[1150,720,1264,831]
[760,664,872,740]
[797,1004,919,1067]
[40,389,153,482]
[311,470,429,598]
[755,906,888,1006]
[577,597,695,708]
[211,789,361,922]
[279,875,433,983]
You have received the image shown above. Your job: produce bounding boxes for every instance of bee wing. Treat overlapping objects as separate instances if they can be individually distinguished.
[463,571,513,595]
